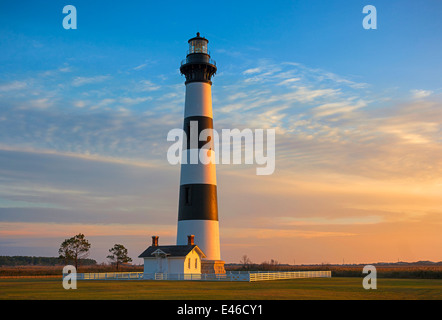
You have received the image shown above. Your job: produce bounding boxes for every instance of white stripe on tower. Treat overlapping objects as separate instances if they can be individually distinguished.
[177,33,220,261]
[184,82,213,118]
[180,149,216,185]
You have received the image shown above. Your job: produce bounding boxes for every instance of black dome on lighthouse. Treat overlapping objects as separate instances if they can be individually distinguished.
[187,32,208,44]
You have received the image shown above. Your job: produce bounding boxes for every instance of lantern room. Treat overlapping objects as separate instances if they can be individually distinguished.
[188,32,208,54]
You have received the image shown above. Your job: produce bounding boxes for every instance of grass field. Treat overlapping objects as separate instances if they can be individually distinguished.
[0,277,441,300]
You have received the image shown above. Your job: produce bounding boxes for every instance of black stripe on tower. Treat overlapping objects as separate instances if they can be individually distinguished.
[178,114,218,221]
[178,184,218,221]
[183,116,214,150]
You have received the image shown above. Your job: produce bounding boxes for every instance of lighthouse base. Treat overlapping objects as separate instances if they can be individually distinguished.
[201,260,225,274]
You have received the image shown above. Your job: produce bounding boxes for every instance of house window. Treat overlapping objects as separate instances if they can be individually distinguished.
[195,258,198,269]
[188,257,191,269]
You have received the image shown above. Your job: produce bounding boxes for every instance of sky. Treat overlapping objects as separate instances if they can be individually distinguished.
[0,0,441,265]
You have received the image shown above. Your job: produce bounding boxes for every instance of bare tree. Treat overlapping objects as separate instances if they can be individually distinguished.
[240,254,252,270]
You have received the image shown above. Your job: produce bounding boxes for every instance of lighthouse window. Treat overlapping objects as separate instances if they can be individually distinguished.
[189,40,208,54]
[186,123,191,146]
[185,186,191,205]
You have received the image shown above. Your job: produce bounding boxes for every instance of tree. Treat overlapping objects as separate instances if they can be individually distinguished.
[107,244,132,271]
[58,233,91,270]
[240,254,252,270]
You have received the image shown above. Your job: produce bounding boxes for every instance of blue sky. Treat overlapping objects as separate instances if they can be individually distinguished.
[0,1,441,264]
[1,0,441,90]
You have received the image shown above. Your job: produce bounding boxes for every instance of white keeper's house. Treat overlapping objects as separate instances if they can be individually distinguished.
[138,235,206,274]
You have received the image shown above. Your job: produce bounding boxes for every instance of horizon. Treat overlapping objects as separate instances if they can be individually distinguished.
[2,254,442,266]
[1,0,441,265]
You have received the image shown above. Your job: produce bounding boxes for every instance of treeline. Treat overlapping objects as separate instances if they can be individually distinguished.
[226,255,442,279]
[226,263,442,279]
[0,256,96,266]
[0,264,143,277]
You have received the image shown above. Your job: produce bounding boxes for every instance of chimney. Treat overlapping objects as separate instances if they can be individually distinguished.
[187,235,195,246]
[152,235,159,247]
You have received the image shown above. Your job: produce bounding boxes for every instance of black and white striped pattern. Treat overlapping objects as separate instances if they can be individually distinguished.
[176,81,220,261]
[177,34,220,260]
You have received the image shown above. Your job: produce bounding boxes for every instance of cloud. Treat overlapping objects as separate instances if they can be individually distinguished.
[222,227,356,240]
[119,97,152,105]
[242,67,262,75]
[23,98,54,110]
[1,57,442,263]
[0,222,176,239]
[275,216,383,226]
[58,66,72,73]
[277,78,301,86]
[90,98,115,109]
[0,81,27,92]
[0,147,176,223]
[133,63,147,71]
[410,89,433,99]
[74,100,87,108]
[281,86,341,103]
[319,71,369,89]
[212,60,442,185]
[136,80,160,92]
[72,75,111,87]
[312,100,367,118]
[0,101,181,168]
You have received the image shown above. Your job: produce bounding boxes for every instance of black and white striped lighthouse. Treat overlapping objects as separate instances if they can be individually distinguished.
[177,33,223,269]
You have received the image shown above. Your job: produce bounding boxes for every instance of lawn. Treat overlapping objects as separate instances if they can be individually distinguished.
[0,277,441,300]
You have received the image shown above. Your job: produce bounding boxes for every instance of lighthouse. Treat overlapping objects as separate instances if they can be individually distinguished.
[177,33,225,274]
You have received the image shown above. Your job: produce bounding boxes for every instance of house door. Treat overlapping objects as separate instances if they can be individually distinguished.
[157,257,167,273]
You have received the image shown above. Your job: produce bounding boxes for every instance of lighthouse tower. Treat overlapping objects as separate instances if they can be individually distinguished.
[177,33,225,274]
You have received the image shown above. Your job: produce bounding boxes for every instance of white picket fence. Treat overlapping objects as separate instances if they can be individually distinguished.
[248,271,331,282]
[77,272,144,280]
[73,270,331,282]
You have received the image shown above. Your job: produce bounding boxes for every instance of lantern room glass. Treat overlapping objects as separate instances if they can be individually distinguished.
[189,39,208,54]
